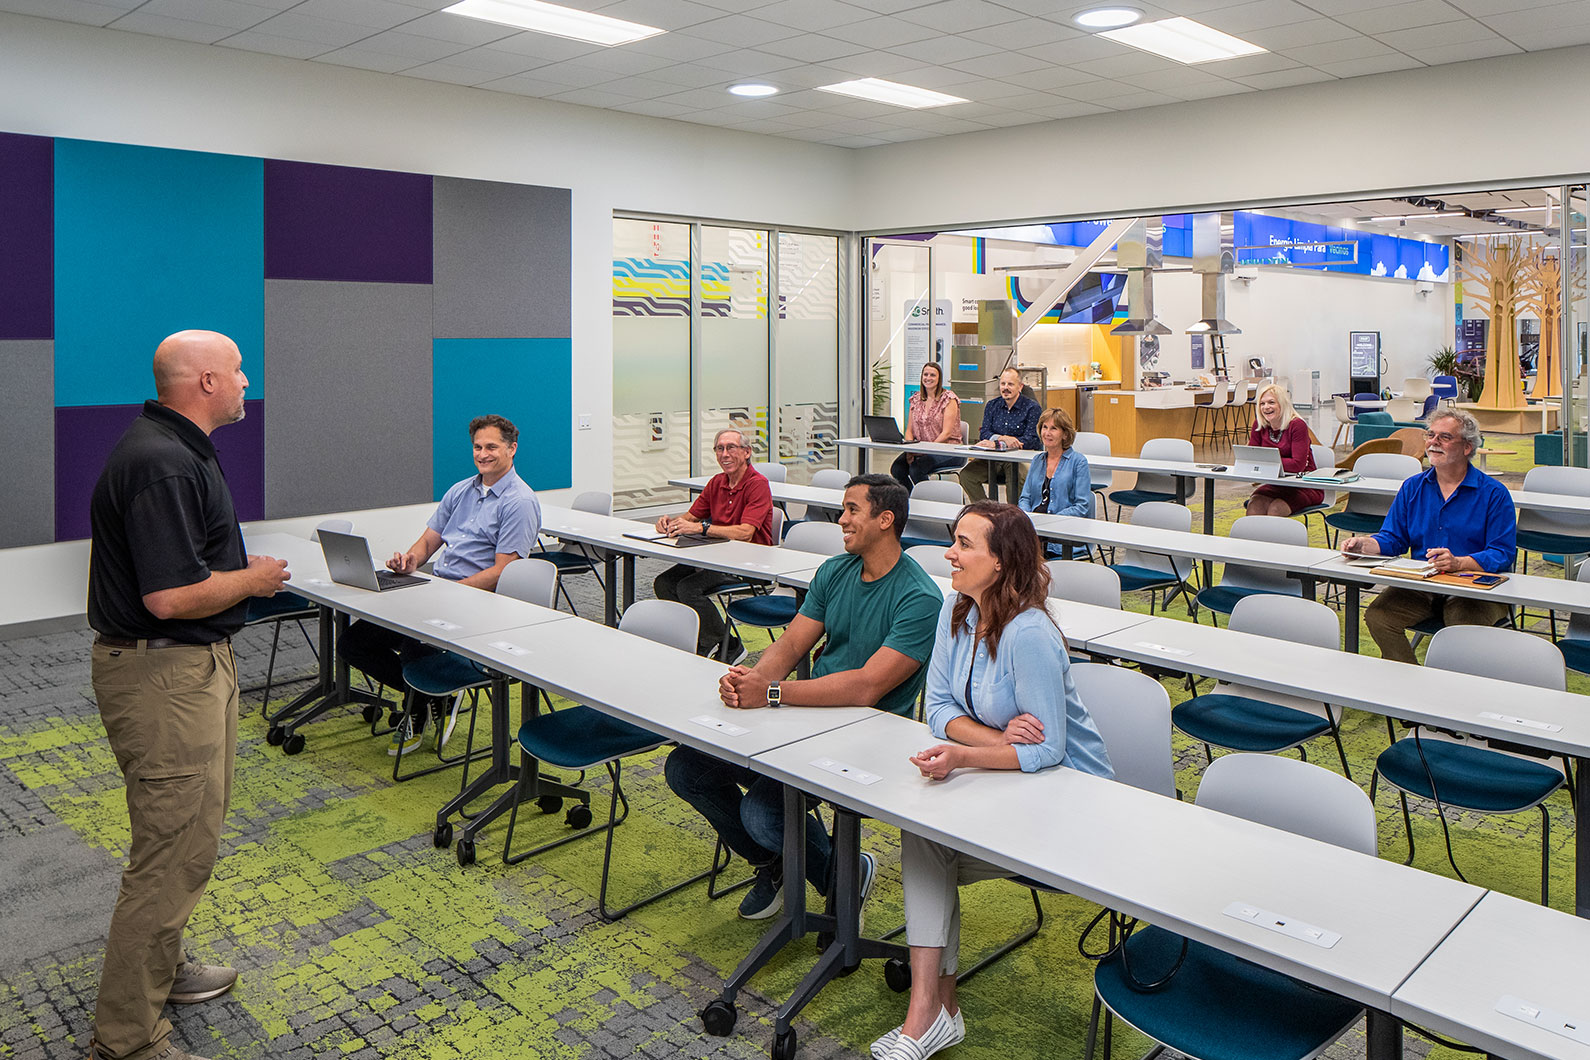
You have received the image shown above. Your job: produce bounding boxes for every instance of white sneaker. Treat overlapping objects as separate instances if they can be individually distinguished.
[438,694,463,750]
[872,1008,963,1059]
[387,716,421,757]
[877,1007,964,1060]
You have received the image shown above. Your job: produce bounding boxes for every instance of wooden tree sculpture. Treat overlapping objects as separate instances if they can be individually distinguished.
[1521,247,1587,400]
[1460,237,1529,407]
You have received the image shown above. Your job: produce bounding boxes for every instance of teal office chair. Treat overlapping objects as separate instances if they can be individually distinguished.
[1321,452,1420,546]
[501,600,741,920]
[1085,753,1373,1060]
[1047,560,1121,663]
[1514,467,1590,634]
[1105,438,1191,521]
[904,543,952,578]
[1289,444,1338,536]
[536,490,611,615]
[716,521,847,660]
[1372,625,1568,904]
[1193,515,1306,624]
[1553,560,1590,677]
[1104,502,1196,615]
[245,518,352,714]
[1172,595,1352,777]
[899,479,965,549]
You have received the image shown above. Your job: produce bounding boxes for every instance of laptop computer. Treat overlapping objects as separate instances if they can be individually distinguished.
[1231,445,1283,479]
[862,415,906,444]
[318,529,429,591]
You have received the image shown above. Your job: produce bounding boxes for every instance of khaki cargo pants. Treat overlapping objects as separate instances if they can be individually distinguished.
[90,639,237,1060]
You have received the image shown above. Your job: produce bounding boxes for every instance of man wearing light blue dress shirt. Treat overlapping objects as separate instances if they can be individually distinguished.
[339,414,541,751]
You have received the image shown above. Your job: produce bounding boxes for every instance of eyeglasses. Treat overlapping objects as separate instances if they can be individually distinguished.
[1425,431,1460,443]
[713,444,748,453]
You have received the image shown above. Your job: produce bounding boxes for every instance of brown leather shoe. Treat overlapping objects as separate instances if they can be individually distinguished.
[168,957,239,1004]
[88,1041,212,1060]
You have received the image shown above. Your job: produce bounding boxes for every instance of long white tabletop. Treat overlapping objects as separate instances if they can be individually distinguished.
[752,710,1486,1011]
[1392,890,1590,1060]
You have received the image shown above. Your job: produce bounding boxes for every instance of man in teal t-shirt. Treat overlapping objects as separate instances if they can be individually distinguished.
[663,474,941,920]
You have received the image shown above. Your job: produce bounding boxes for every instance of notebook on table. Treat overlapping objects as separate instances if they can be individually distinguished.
[318,529,429,591]
[622,531,717,549]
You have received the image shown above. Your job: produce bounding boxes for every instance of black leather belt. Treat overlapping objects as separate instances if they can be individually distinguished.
[96,635,218,649]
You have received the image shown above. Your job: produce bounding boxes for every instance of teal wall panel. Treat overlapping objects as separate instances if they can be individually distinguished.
[54,140,264,407]
[432,338,571,497]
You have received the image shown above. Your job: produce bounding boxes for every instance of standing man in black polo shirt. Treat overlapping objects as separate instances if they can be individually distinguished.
[86,330,290,1060]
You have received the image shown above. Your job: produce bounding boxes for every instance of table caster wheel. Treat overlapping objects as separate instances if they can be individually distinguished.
[699,999,736,1037]
[362,704,380,724]
[388,710,402,727]
[772,1027,797,1060]
[433,822,453,848]
[282,732,305,756]
[456,839,476,867]
[266,726,285,746]
[566,803,593,829]
[883,957,912,993]
[536,796,562,814]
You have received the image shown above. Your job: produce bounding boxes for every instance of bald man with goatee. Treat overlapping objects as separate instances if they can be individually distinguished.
[86,330,289,1060]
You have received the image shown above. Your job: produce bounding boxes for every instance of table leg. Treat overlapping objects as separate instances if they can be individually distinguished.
[265,603,337,727]
[1365,1009,1403,1060]
[274,610,386,747]
[604,553,619,626]
[1577,755,1588,918]
[1200,478,1215,588]
[1345,583,1361,654]
[622,554,636,613]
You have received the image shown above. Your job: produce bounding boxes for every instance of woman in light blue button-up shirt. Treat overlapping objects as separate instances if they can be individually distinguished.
[872,502,1113,1060]
[1019,407,1093,559]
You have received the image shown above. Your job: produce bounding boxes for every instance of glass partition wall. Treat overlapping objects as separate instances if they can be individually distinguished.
[612,217,842,510]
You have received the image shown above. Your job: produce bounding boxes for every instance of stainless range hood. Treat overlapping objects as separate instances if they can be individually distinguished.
[1186,212,1241,336]
[1109,218,1171,338]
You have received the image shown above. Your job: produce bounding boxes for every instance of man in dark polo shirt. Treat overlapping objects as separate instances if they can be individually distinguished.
[958,367,1041,502]
[87,330,290,1060]
[651,427,774,661]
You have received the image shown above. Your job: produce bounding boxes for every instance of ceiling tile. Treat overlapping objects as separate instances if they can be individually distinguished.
[995,63,1103,89]
[1447,0,1561,16]
[316,45,420,70]
[1148,0,1255,13]
[1198,0,1319,32]
[291,0,418,30]
[1126,65,1236,89]
[339,28,465,59]
[217,30,333,57]
[109,11,235,41]
[1106,88,1182,106]
[622,32,735,60]
[417,41,543,70]
[609,97,698,116]
[481,33,603,61]
[526,60,630,86]
[758,61,867,86]
[549,86,644,105]
[593,0,726,28]
[1315,51,1426,73]
[1376,18,1501,46]
[1071,50,1184,75]
[888,34,1004,62]
[402,59,502,83]
[834,16,942,46]
[1496,23,1590,45]
[1403,36,1522,59]
[1279,34,1396,61]
[1334,0,1468,33]
[956,76,1053,98]
[959,16,1082,49]
[383,9,517,43]
[1482,0,1590,32]
[1294,0,1400,13]
[946,50,1053,76]
[645,60,743,86]
[1232,64,1335,85]
[1239,18,1362,48]
[844,0,938,13]
[246,11,384,46]
[689,13,803,44]
[1055,77,1131,99]
[1017,34,1136,63]
[479,72,581,95]
[1023,98,1113,117]
[1197,49,1303,72]
[752,0,875,28]
[699,46,809,72]
[1165,79,1253,97]
[597,72,700,94]
[0,0,136,24]
[135,0,279,30]
[817,48,932,74]
[895,0,1025,33]
[757,32,871,60]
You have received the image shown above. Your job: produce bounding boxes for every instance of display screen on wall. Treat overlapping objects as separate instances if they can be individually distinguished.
[1233,213,1450,281]
[1003,272,1125,324]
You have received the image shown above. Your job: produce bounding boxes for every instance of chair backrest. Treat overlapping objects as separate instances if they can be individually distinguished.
[1115,501,1191,581]
[754,461,787,483]
[1332,394,1353,424]
[1046,559,1121,608]
[1431,375,1459,398]
[1568,559,1590,639]
[309,517,353,542]
[768,507,785,544]
[1196,753,1378,855]
[497,557,559,608]
[1386,397,1420,422]
[1135,438,1193,497]
[960,421,970,445]
[1389,427,1427,461]
[1070,663,1176,799]
[1351,392,1382,407]
[1520,465,1590,536]
[572,491,612,516]
[1426,625,1566,691]
[1219,516,1309,594]
[811,468,849,490]
[783,520,846,557]
[1308,444,1337,503]
[1343,452,1421,517]
[905,543,953,577]
[1418,394,1440,421]
[1206,379,1229,409]
[1226,383,1250,412]
[904,479,966,542]
[1402,377,1433,400]
[618,599,700,654]
[1228,593,1339,650]
[1073,431,1113,490]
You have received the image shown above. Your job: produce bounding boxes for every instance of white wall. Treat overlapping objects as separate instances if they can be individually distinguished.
[0,12,857,504]
[852,45,1590,233]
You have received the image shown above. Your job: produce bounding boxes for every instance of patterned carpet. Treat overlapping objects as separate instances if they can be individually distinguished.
[0,451,1576,1060]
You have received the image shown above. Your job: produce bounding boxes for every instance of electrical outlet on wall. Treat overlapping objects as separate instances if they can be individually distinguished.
[578,414,592,430]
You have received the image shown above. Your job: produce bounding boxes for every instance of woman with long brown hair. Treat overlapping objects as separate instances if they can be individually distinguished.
[890,361,964,487]
[872,502,1113,1060]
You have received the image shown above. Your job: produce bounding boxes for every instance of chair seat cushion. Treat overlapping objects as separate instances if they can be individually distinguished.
[1195,584,1293,615]
[1172,694,1330,753]
[1322,511,1384,534]
[1517,530,1590,556]
[1376,738,1564,812]
[726,594,800,627]
[1107,564,1178,592]
[1107,489,1176,509]
[1095,927,1362,1060]
[245,592,313,622]
[402,650,489,696]
[517,705,665,769]
[1558,637,1590,676]
[900,535,950,550]
[539,550,597,571]
[1292,503,1330,518]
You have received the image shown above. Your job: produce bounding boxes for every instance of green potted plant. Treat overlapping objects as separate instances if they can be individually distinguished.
[1427,345,1457,379]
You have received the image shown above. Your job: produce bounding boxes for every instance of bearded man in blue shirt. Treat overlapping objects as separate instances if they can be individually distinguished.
[1342,407,1516,664]
[958,367,1041,503]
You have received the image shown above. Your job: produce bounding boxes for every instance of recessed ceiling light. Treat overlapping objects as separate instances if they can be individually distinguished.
[729,83,779,97]
[816,77,966,109]
[1098,17,1264,64]
[1074,6,1143,28]
[444,0,663,47]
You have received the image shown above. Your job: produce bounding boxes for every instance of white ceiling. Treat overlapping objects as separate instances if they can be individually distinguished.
[7,0,1588,147]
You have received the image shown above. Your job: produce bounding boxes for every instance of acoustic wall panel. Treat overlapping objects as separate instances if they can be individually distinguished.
[265,161,432,284]
[264,280,433,518]
[432,338,571,496]
[432,178,570,339]
[0,341,55,546]
[53,399,264,543]
[0,133,52,341]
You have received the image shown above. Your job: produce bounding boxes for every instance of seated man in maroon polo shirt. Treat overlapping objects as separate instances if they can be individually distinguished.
[652,427,775,661]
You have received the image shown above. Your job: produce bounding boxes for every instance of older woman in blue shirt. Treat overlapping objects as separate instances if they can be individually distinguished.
[872,501,1113,1060]
[1019,407,1093,559]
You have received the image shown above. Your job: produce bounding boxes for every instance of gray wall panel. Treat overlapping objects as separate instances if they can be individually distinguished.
[0,341,54,547]
[433,178,571,339]
[264,280,433,518]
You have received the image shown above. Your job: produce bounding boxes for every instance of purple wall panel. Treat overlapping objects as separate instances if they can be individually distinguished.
[264,160,432,283]
[54,400,264,542]
[0,132,54,340]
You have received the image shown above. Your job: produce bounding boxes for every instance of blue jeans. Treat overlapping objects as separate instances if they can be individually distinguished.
[663,745,832,893]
